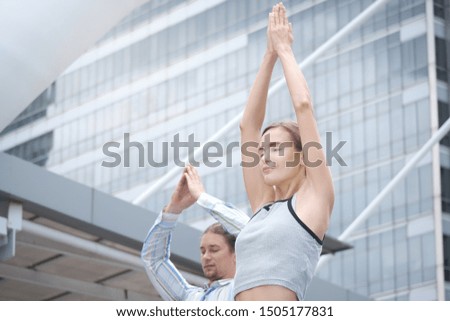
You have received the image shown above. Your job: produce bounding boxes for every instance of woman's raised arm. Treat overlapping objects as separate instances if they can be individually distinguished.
[239,7,280,212]
[270,4,334,206]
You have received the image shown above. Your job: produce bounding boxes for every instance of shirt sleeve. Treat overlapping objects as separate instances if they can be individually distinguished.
[196,193,250,236]
[141,211,204,301]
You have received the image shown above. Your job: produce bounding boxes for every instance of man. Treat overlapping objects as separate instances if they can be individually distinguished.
[141,165,249,301]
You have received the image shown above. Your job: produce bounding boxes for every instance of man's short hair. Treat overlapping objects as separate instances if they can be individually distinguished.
[203,223,236,253]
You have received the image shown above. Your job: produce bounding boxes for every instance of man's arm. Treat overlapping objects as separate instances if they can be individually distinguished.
[197,193,249,236]
[141,211,204,301]
[184,165,250,236]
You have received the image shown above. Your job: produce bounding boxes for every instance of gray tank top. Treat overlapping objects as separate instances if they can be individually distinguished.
[234,194,323,300]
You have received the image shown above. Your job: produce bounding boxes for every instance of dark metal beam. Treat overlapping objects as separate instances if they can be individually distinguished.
[0,152,202,270]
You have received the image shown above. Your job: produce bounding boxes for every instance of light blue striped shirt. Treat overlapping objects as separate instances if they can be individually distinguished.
[141,193,249,301]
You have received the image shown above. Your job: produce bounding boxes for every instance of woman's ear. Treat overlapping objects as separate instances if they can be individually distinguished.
[297,150,304,167]
[287,149,303,169]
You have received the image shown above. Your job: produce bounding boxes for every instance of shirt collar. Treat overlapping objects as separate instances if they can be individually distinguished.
[203,278,233,290]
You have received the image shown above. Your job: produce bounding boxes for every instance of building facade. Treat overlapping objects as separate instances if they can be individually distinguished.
[1,0,449,300]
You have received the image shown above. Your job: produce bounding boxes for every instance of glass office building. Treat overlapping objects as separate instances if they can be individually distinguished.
[1,0,449,300]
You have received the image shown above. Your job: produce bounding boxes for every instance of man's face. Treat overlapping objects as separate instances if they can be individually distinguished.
[200,232,236,284]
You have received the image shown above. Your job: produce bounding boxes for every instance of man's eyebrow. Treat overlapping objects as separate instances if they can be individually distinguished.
[200,244,220,250]
[207,244,221,249]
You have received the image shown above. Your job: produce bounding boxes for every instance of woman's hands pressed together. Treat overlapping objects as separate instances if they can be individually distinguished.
[269,3,293,55]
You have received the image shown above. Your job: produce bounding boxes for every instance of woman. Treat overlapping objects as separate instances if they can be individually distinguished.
[236,3,334,301]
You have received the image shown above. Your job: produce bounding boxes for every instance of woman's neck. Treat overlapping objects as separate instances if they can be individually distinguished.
[274,171,306,200]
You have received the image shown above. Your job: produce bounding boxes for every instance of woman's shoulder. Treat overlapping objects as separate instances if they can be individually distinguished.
[293,187,331,240]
